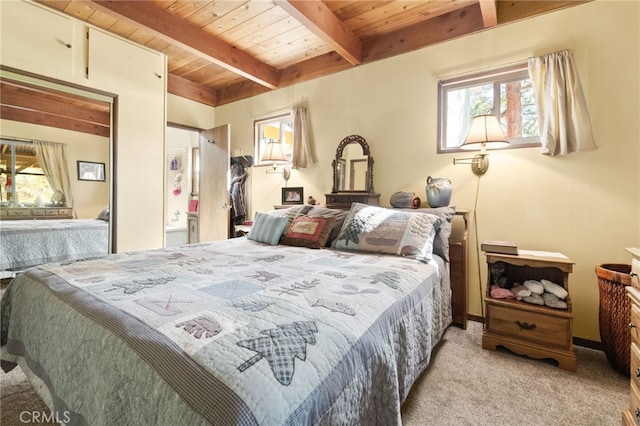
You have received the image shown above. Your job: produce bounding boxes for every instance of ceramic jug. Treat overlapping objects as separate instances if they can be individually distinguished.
[426,176,452,207]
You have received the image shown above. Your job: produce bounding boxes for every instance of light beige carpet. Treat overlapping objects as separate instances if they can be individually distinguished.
[1,321,627,425]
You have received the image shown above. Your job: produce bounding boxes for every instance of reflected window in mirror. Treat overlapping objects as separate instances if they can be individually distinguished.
[254,112,294,167]
[0,141,54,205]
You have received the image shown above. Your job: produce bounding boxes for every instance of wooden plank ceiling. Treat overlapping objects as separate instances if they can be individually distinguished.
[2,0,588,136]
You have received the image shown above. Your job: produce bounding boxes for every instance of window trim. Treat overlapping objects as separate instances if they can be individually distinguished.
[437,63,541,153]
[253,112,294,167]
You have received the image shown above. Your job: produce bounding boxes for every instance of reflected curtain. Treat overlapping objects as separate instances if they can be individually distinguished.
[33,140,74,210]
[291,106,314,169]
[528,49,597,156]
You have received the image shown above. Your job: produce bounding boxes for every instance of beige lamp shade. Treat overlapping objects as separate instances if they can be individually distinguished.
[459,114,510,151]
[261,139,287,162]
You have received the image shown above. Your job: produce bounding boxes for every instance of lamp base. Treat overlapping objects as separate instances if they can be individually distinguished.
[453,154,489,176]
[470,154,489,176]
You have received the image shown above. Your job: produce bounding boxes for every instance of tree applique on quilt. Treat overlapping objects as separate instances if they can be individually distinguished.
[248,270,280,282]
[106,276,176,294]
[237,321,318,385]
[175,315,222,339]
[276,278,320,296]
[368,271,401,289]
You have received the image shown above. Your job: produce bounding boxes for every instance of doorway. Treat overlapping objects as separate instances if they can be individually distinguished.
[164,123,230,246]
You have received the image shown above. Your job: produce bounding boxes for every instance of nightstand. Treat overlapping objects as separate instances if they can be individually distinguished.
[482,250,576,371]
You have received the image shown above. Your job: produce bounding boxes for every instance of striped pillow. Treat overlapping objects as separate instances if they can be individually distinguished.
[247,212,288,245]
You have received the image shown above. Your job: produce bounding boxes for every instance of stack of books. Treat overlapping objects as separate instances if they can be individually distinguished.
[481,240,518,255]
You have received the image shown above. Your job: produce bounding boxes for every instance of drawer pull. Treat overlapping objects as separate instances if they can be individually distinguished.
[635,407,640,421]
[630,322,637,329]
[516,321,536,330]
[636,368,640,378]
[632,272,639,284]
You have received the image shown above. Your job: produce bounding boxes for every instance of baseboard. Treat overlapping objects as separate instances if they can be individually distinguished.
[572,336,603,350]
[467,315,603,351]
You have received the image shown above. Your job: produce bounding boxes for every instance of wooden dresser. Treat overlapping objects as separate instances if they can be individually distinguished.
[482,251,576,371]
[623,247,640,425]
[324,192,380,210]
[0,207,72,220]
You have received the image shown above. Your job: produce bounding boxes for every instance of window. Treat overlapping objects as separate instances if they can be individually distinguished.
[438,64,540,152]
[254,112,294,166]
[0,142,53,205]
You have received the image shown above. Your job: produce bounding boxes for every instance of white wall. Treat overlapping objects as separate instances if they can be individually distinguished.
[0,120,110,219]
[216,0,640,341]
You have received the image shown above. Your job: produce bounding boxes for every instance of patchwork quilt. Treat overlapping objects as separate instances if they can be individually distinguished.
[1,238,451,425]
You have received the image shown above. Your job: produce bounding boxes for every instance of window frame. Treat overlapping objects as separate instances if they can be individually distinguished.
[437,63,541,153]
[0,140,53,205]
[253,112,294,167]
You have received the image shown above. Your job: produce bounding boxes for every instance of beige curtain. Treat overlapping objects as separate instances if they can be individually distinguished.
[528,49,597,156]
[34,140,74,210]
[291,106,314,169]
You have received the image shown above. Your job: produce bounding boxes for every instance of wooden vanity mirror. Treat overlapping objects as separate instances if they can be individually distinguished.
[331,135,375,193]
[326,135,380,209]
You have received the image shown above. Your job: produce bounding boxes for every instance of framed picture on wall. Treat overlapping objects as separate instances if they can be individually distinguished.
[282,187,303,205]
[77,161,106,182]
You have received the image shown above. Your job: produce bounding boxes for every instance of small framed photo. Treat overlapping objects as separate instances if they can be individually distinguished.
[282,187,303,205]
[77,161,106,182]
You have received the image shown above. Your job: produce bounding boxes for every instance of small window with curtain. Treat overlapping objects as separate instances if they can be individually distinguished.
[0,142,53,205]
[254,112,294,167]
[438,64,541,153]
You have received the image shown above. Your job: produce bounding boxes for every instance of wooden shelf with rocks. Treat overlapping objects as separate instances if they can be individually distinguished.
[481,250,576,371]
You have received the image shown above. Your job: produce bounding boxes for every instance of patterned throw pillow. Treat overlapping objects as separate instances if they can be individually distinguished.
[282,216,336,249]
[247,212,288,245]
[333,203,442,262]
[400,206,455,261]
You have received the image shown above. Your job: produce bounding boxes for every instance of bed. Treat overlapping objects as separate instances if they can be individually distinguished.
[1,204,467,425]
[0,218,109,278]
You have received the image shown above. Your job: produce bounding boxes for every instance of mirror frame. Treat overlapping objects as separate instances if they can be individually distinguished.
[331,134,375,194]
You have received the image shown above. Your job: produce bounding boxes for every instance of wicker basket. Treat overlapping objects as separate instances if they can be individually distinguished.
[596,263,632,376]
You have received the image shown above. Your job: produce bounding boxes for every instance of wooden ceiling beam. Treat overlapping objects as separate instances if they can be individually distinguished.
[0,106,110,137]
[275,0,362,65]
[478,0,498,27]
[497,1,590,24]
[91,1,281,89]
[1,81,110,127]
[167,74,218,107]
[362,4,485,63]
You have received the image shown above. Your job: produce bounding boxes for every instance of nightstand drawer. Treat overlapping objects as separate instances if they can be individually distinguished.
[631,303,640,346]
[631,343,640,387]
[630,375,640,425]
[632,258,640,289]
[486,302,571,349]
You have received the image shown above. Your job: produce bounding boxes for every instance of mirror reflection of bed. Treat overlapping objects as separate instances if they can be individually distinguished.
[0,71,113,279]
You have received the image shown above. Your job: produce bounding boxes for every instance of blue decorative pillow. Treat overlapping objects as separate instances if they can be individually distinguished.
[333,203,442,262]
[247,212,288,245]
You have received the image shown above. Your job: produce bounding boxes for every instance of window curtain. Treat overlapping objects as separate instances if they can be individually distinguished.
[528,49,597,156]
[291,106,314,169]
[33,140,74,210]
